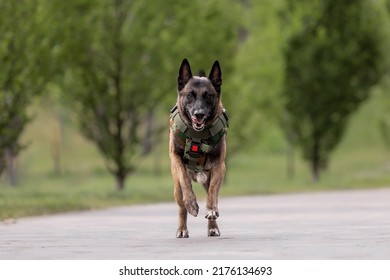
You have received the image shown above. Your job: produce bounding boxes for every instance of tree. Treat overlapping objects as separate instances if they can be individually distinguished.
[0,0,57,184]
[282,0,385,181]
[54,0,240,190]
[378,0,390,150]
[223,0,292,156]
[55,0,157,190]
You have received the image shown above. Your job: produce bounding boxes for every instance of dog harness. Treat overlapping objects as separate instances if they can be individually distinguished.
[170,105,229,172]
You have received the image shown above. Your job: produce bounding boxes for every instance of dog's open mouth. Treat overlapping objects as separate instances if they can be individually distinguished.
[191,117,205,131]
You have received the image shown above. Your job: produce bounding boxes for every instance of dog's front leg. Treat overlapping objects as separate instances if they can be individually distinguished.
[205,162,226,237]
[175,163,199,217]
[172,172,189,238]
[172,160,199,238]
[171,154,199,235]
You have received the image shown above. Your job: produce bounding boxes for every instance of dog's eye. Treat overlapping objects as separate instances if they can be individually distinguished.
[188,92,196,99]
[203,91,213,99]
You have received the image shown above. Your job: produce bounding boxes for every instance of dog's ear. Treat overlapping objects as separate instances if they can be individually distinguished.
[208,60,222,94]
[178,58,192,91]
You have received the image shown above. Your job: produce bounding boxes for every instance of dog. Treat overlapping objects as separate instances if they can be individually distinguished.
[169,58,228,238]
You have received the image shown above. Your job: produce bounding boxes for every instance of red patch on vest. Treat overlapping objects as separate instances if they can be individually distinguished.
[191,144,199,152]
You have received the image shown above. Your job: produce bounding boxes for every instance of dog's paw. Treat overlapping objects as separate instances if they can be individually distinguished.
[208,227,220,237]
[205,209,219,220]
[184,198,199,217]
[176,229,189,238]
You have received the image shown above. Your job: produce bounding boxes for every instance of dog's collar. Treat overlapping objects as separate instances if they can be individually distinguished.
[169,104,228,172]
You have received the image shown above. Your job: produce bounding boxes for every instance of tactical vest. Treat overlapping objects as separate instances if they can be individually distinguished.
[170,105,229,172]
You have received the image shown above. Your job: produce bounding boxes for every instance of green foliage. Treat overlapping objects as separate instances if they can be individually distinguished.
[53,0,162,190]
[224,0,290,154]
[50,0,240,190]
[378,77,390,148]
[159,0,240,111]
[282,0,385,181]
[378,1,390,149]
[0,0,57,179]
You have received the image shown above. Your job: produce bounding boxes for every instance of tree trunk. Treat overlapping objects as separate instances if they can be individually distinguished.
[286,134,295,179]
[311,140,321,183]
[0,155,5,176]
[142,111,154,156]
[282,114,296,179]
[311,158,320,183]
[50,130,61,175]
[153,140,161,177]
[116,172,126,191]
[50,109,65,175]
[5,148,18,186]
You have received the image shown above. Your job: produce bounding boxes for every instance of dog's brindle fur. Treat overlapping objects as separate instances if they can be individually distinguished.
[169,59,226,238]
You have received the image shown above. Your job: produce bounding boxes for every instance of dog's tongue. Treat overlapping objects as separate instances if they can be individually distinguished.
[192,117,202,125]
[191,117,205,131]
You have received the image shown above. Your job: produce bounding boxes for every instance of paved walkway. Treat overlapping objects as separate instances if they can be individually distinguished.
[1,188,390,259]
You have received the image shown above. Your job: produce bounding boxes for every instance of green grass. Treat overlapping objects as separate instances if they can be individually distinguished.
[1,92,390,221]
[0,172,175,220]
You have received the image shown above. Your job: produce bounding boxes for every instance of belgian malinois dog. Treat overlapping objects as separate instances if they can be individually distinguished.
[169,59,228,238]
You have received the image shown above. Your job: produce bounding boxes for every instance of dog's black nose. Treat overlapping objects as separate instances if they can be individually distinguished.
[194,112,205,120]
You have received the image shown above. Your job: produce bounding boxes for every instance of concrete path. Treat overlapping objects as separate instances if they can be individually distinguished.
[1,188,390,259]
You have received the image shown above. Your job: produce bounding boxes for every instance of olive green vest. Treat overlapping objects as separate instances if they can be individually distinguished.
[170,105,229,172]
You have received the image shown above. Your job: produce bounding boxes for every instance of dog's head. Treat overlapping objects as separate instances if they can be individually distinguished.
[177,58,222,132]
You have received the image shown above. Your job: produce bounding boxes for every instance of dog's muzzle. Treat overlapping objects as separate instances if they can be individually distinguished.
[191,110,207,131]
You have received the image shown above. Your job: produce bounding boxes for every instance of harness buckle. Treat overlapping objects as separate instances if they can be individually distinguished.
[188,141,202,158]
[191,143,200,153]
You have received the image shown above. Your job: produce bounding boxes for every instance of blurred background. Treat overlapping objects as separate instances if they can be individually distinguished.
[1,0,390,220]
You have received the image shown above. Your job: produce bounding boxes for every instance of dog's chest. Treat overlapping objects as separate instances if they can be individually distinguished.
[188,170,209,184]
[170,105,228,173]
